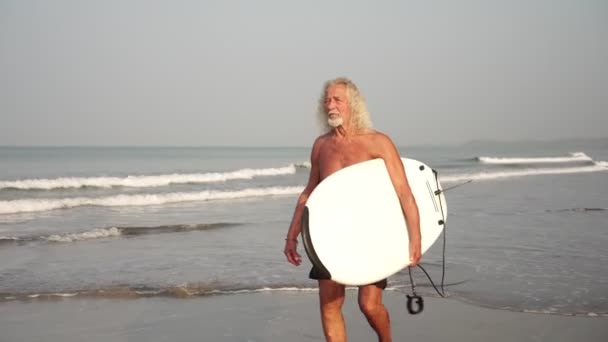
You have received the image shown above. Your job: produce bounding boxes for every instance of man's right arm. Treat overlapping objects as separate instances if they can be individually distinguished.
[283,137,323,266]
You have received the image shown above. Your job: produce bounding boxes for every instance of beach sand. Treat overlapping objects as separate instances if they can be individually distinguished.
[1,290,606,342]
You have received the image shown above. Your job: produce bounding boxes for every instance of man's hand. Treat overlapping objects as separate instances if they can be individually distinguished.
[409,238,421,267]
[284,239,302,266]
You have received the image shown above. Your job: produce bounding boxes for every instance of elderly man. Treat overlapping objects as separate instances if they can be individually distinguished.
[284,77,421,342]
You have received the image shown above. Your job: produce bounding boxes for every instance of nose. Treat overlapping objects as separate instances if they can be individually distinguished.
[326,99,337,111]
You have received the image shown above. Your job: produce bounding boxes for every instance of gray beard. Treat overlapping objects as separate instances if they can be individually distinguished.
[328,116,343,128]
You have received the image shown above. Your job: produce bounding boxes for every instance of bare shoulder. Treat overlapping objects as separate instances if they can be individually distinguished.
[316,132,332,142]
[363,130,397,152]
[310,133,330,159]
[312,133,331,150]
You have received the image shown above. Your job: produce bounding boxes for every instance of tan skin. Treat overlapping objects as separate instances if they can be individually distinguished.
[284,84,421,342]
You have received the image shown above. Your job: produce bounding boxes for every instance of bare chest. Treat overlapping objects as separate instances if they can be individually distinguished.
[318,140,376,180]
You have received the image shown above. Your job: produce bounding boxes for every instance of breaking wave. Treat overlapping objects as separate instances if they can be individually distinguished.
[546,208,608,213]
[477,152,592,165]
[1,284,604,317]
[0,165,297,191]
[46,227,122,242]
[294,161,311,169]
[440,162,608,183]
[0,283,320,302]
[595,161,608,167]
[0,186,304,215]
[0,222,242,244]
[0,236,20,245]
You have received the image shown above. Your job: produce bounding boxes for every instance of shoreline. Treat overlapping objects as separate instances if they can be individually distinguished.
[1,290,606,342]
[1,286,606,318]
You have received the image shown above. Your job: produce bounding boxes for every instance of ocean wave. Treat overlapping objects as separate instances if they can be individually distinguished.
[595,161,608,167]
[0,283,433,302]
[2,284,605,317]
[546,208,608,213]
[477,152,592,165]
[0,222,243,244]
[0,284,321,302]
[0,281,454,302]
[0,236,20,245]
[46,227,122,242]
[440,163,608,183]
[294,161,311,169]
[0,165,297,191]
[0,186,304,215]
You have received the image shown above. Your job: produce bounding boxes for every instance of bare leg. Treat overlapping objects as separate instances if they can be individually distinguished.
[358,281,391,342]
[318,279,347,342]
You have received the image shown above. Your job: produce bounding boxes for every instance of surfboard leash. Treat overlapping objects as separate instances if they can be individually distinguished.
[406,266,424,314]
[437,179,473,193]
[405,240,446,314]
[405,169,460,314]
[427,169,470,297]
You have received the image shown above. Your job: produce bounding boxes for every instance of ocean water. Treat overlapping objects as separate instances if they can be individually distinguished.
[0,140,606,316]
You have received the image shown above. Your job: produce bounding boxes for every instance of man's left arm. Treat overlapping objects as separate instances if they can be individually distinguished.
[376,134,422,266]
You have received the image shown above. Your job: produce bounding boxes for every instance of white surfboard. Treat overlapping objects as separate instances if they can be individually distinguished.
[301,158,447,286]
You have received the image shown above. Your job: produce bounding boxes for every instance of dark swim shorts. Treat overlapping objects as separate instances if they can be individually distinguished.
[309,266,387,289]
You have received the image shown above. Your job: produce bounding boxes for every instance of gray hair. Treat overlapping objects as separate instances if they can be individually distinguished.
[316,77,373,133]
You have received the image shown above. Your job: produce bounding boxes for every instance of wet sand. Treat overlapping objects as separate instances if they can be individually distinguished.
[1,290,606,342]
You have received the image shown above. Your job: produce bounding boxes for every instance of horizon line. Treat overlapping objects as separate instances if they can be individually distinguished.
[0,136,607,149]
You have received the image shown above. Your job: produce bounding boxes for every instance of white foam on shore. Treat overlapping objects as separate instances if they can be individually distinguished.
[3,286,606,317]
[0,186,304,215]
[0,165,297,190]
[440,164,608,183]
[0,236,19,241]
[477,152,592,164]
[522,309,607,317]
[25,293,78,299]
[45,227,122,242]
[594,161,608,167]
[294,161,311,169]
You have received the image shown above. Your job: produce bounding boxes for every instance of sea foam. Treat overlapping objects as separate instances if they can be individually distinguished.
[440,163,608,183]
[0,165,297,191]
[477,152,592,164]
[45,227,122,242]
[0,186,304,215]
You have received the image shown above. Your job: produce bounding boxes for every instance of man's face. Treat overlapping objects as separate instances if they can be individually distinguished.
[324,84,351,128]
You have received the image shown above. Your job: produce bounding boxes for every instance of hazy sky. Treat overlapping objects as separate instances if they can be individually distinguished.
[1,0,606,147]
